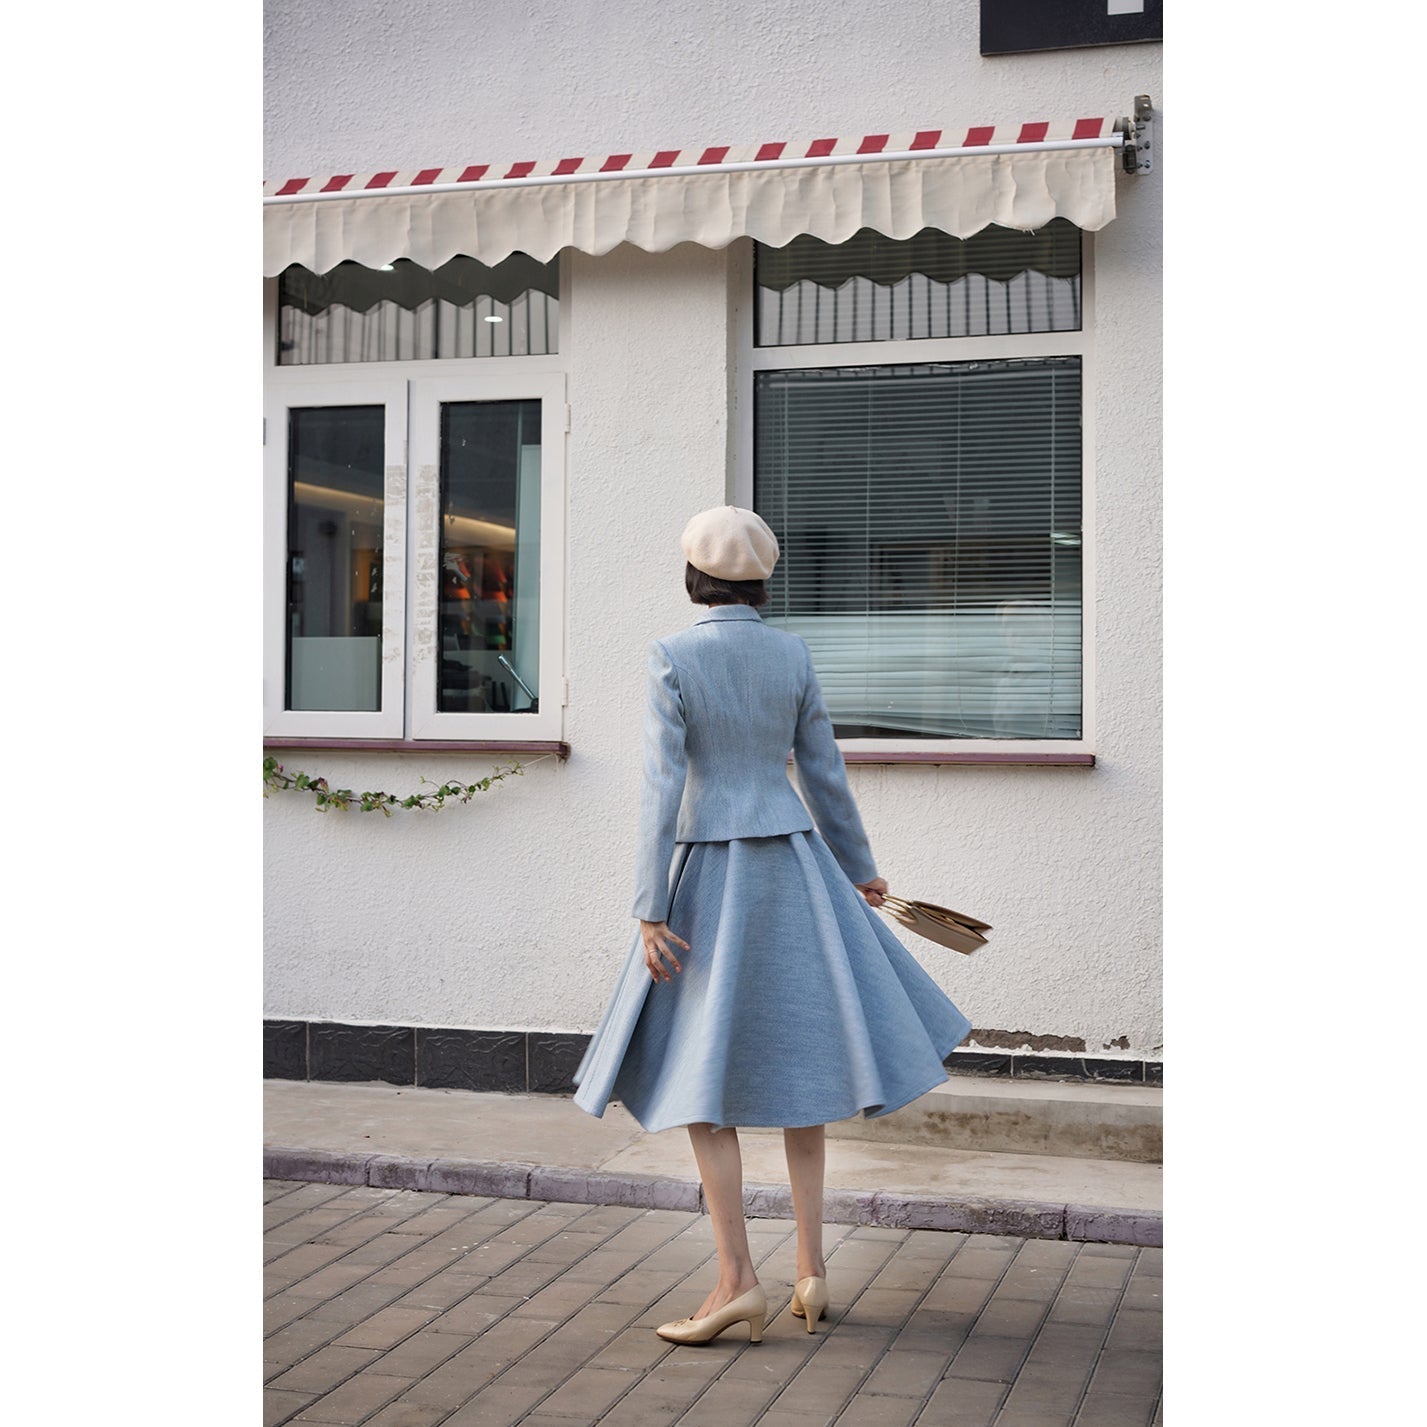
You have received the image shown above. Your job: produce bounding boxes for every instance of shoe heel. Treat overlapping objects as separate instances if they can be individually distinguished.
[749,1312,765,1344]
[795,1276,829,1333]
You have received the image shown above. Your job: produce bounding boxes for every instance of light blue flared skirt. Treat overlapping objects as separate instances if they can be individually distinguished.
[572,829,972,1133]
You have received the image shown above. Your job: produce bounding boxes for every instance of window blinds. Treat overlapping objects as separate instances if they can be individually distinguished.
[755,358,1082,739]
[755,222,1081,347]
[278,254,559,364]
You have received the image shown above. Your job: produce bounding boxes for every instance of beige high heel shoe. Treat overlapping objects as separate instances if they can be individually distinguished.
[789,1275,829,1332]
[655,1284,766,1344]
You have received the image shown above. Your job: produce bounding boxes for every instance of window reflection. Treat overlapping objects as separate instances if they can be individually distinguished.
[755,359,1082,739]
[278,254,559,364]
[286,406,385,711]
[439,401,542,713]
[755,222,1081,346]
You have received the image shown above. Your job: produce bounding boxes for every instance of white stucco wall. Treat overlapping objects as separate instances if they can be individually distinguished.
[263,0,1163,1060]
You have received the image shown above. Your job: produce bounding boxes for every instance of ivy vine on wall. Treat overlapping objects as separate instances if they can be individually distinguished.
[263,754,532,815]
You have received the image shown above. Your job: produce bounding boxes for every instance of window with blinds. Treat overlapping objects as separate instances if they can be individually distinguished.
[755,358,1082,740]
[278,254,559,364]
[755,221,1081,347]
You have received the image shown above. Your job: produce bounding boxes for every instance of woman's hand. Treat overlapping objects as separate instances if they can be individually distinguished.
[855,876,889,908]
[640,920,690,983]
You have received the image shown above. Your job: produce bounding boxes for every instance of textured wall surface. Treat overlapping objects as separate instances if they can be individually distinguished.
[264,0,1159,179]
[263,1,1163,1060]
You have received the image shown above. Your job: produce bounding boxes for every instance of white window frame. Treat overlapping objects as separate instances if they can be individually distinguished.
[728,234,1097,757]
[263,259,570,742]
[407,372,567,741]
[264,376,409,738]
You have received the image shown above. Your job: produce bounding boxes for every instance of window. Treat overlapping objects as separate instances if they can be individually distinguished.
[285,401,394,715]
[757,359,1081,739]
[265,260,566,742]
[406,375,563,740]
[278,253,559,364]
[756,220,1081,346]
[748,225,1089,747]
[434,400,542,715]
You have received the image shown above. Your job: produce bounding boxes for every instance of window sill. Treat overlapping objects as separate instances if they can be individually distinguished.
[832,750,1095,766]
[262,739,1085,767]
[263,737,570,760]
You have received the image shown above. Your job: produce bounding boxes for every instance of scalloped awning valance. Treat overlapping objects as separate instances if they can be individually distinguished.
[264,120,1121,277]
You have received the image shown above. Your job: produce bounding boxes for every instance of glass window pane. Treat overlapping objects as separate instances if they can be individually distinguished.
[286,406,386,711]
[755,358,1081,739]
[755,222,1081,346]
[439,400,542,714]
[278,254,560,365]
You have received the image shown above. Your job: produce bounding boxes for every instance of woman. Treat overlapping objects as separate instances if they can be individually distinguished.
[573,505,972,1345]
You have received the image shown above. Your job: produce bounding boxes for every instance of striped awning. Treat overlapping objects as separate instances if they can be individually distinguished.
[264,119,1121,277]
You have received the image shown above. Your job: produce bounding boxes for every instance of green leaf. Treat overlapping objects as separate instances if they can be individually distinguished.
[264,750,547,815]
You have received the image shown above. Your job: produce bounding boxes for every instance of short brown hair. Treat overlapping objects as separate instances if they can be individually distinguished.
[684,562,770,608]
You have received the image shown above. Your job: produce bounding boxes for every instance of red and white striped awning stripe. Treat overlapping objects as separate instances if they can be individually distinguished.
[265,119,1113,199]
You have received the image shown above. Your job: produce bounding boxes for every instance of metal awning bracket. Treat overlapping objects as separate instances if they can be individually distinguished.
[1116,95,1154,175]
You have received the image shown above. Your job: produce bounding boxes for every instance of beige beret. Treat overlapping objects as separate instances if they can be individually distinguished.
[680,506,780,580]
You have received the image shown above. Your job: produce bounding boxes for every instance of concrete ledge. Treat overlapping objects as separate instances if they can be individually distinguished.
[824,1187,880,1225]
[872,1193,1067,1239]
[741,1182,793,1218]
[1065,1203,1163,1247]
[263,1146,1162,1246]
[529,1165,702,1213]
[264,1146,372,1185]
[427,1160,536,1198]
[367,1155,432,1191]
[836,1078,1163,1165]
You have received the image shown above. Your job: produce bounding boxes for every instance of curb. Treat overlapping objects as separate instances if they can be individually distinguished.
[263,1147,1161,1248]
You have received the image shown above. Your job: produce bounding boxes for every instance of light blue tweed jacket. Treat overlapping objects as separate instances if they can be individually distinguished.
[631,603,879,922]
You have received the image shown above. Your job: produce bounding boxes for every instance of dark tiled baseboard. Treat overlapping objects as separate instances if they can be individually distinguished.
[265,1020,1163,1090]
[263,1020,307,1080]
[263,1020,592,1094]
[419,1028,526,1093]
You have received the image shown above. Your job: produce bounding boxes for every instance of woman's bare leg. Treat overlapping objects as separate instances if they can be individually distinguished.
[783,1125,827,1281]
[687,1123,760,1318]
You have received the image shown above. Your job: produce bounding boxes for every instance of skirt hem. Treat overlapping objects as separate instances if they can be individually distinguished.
[613,1022,971,1135]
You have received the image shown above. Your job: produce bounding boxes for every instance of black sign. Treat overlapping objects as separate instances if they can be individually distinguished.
[981,0,1163,56]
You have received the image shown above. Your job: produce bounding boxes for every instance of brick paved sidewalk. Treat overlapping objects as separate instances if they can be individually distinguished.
[264,1180,1162,1427]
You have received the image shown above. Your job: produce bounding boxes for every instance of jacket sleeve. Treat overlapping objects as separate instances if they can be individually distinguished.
[630,640,689,922]
[791,638,879,886]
